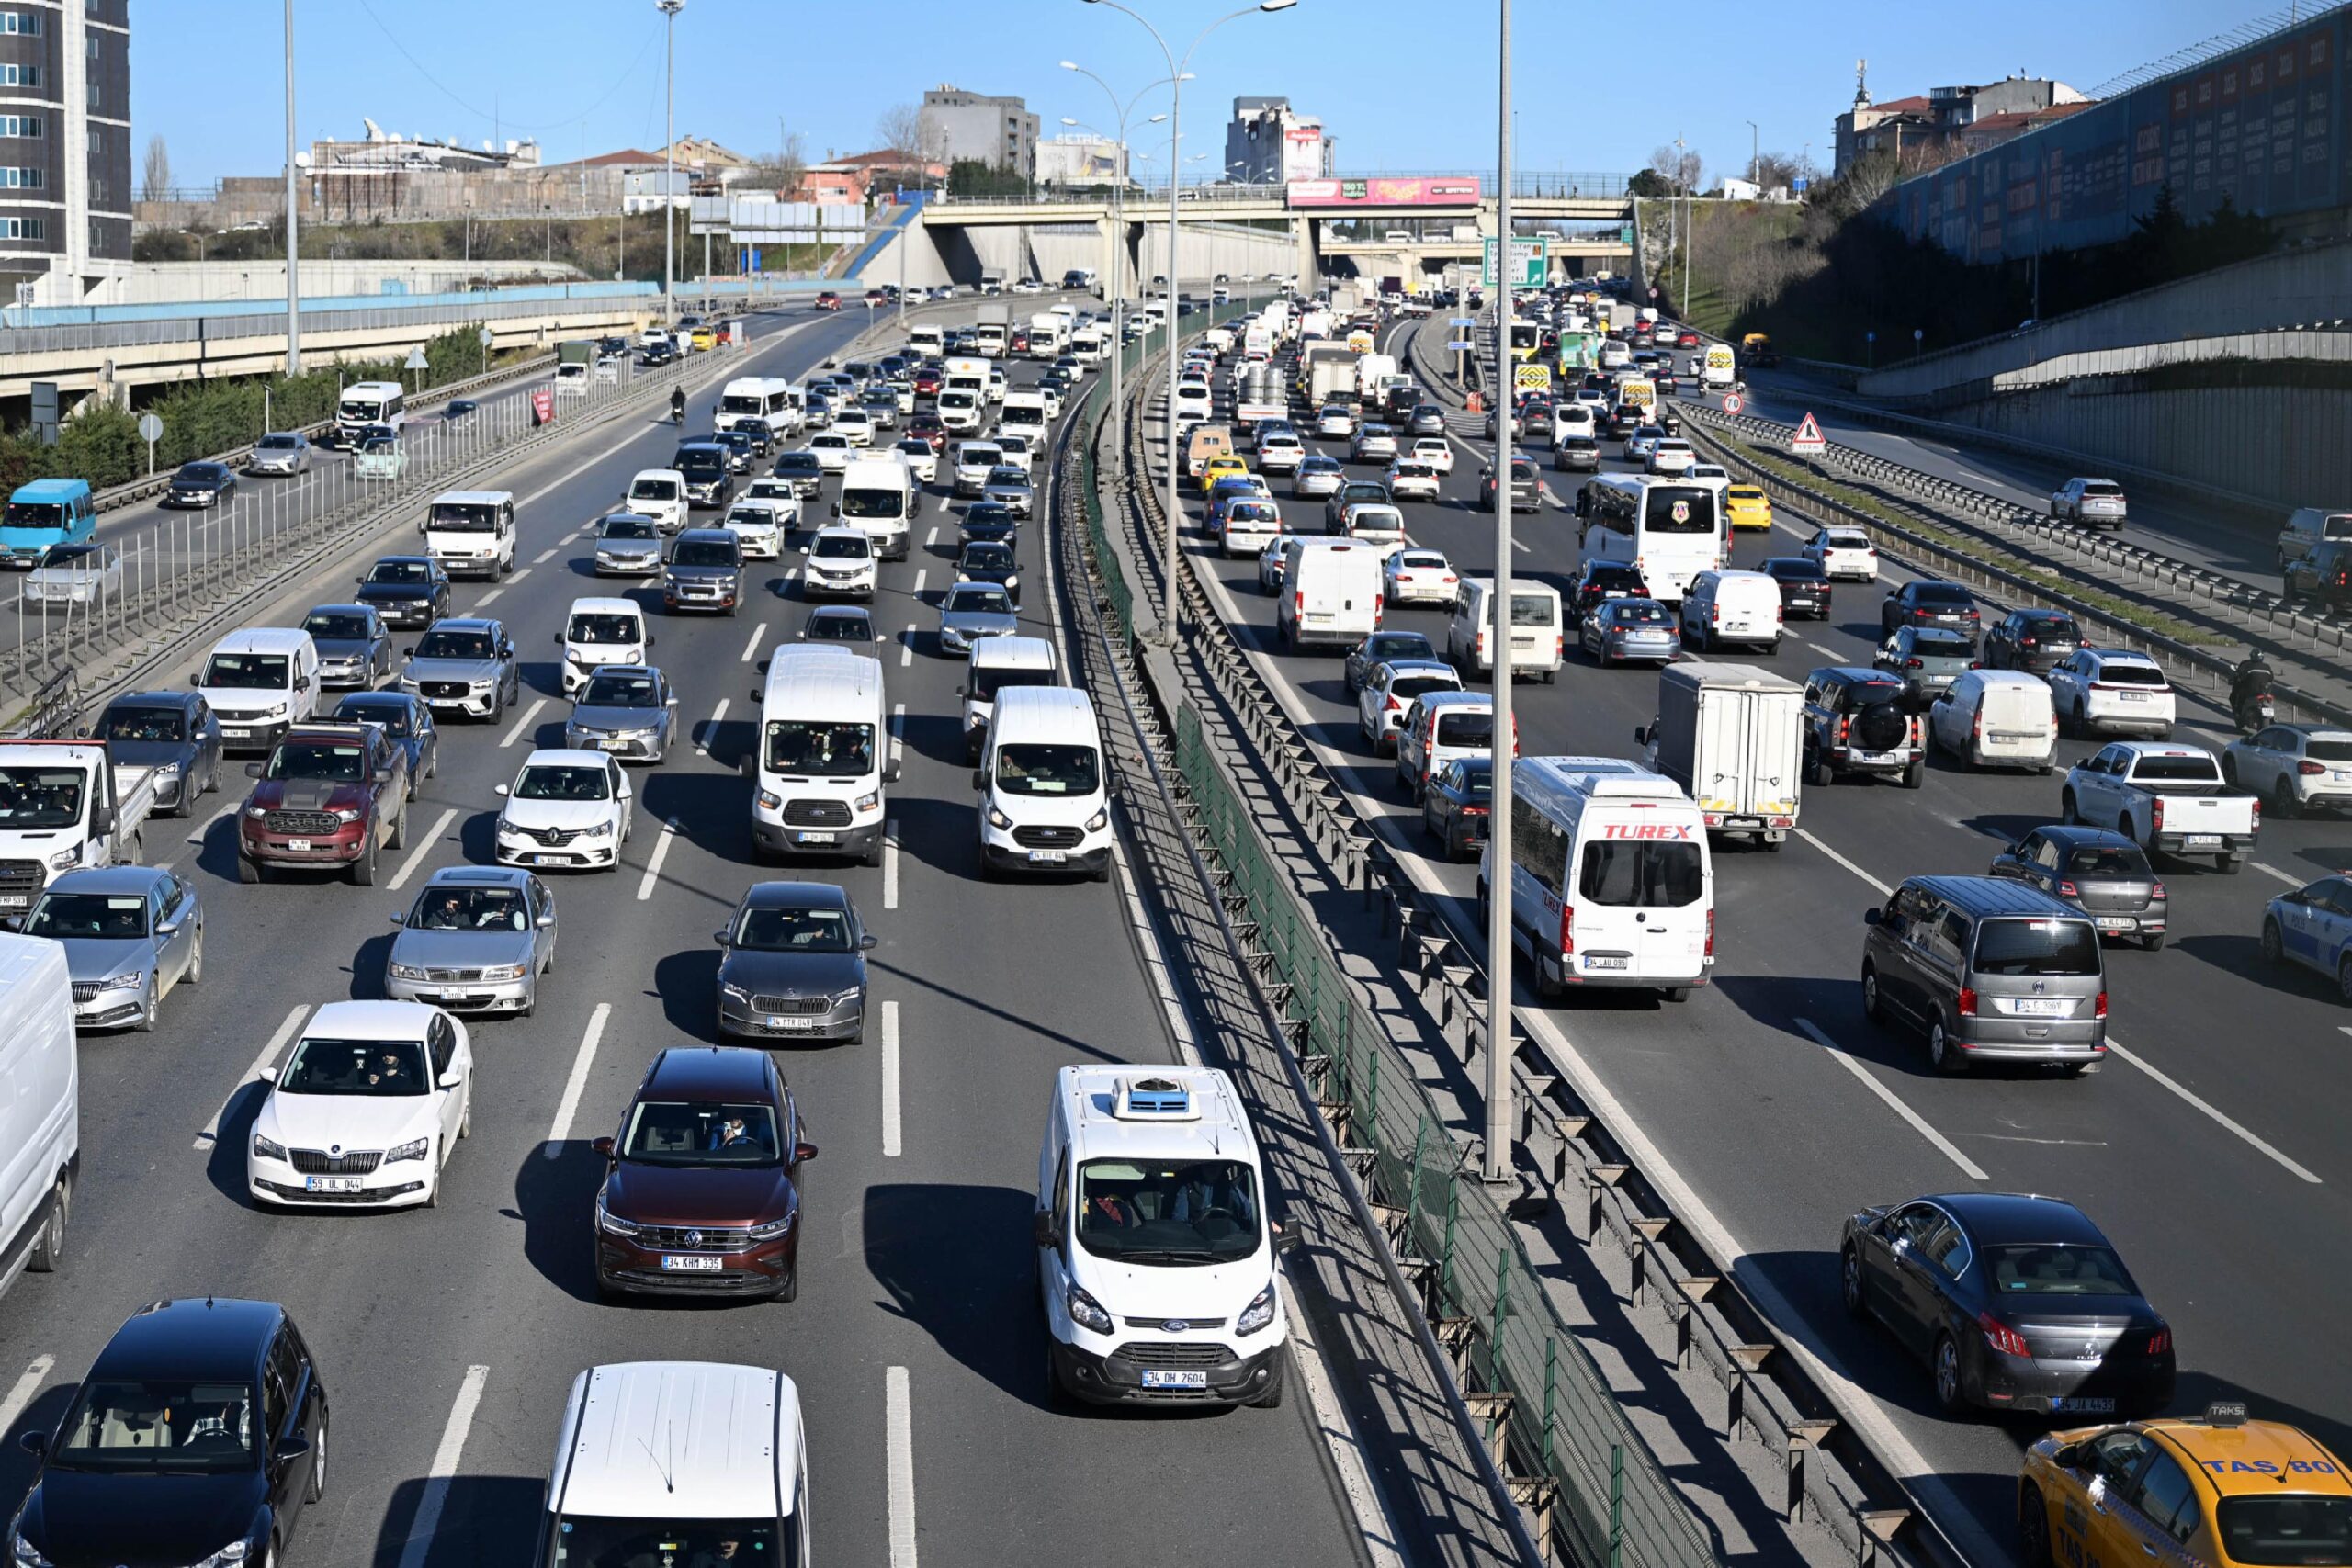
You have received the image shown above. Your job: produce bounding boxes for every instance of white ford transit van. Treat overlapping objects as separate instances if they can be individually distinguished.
[976,685,1110,880]
[961,635,1057,761]
[752,645,894,866]
[421,489,517,578]
[0,935,75,1304]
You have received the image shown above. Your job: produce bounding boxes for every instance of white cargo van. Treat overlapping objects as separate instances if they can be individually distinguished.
[1679,570,1781,652]
[937,389,986,433]
[1928,670,2057,773]
[624,469,688,535]
[1000,390,1051,444]
[197,626,321,751]
[1638,662,1803,845]
[976,685,1111,881]
[534,1363,809,1567]
[0,740,156,895]
[1035,1064,1296,1407]
[558,597,652,697]
[1447,578,1565,681]
[0,934,75,1303]
[1483,756,1713,1000]
[952,441,1005,498]
[421,489,517,579]
[1278,538,1385,650]
[961,636,1057,761]
[714,376,796,433]
[752,645,894,866]
[832,457,916,560]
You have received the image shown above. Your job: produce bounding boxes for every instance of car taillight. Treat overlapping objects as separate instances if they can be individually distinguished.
[1978,1313,2030,1359]
[2146,1327,2172,1355]
[1704,908,1714,959]
[1558,903,1575,956]
[1956,986,1979,1017]
[1837,716,1851,747]
[2057,879,2078,898]
[1775,604,1785,622]
[2095,989,2109,1019]
[2301,760,2328,775]
[2152,796,2165,831]
[1969,661,1982,670]
[2150,882,2166,898]
[2250,798,2261,830]
[1385,695,1403,710]
[1905,657,1923,669]
[1294,589,1304,616]
[1463,805,1488,817]
[1973,710,1984,741]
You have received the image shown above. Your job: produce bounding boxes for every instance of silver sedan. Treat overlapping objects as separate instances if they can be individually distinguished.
[245,431,314,476]
[385,866,557,1017]
[24,865,204,1032]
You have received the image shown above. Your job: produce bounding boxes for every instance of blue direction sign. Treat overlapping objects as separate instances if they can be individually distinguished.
[1445,341,1474,351]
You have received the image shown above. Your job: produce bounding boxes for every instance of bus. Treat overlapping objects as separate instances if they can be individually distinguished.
[1577,474,1725,605]
[1507,321,1543,363]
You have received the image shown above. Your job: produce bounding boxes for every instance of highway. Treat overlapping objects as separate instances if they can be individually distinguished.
[1160,308,2352,1565]
[0,302,1370,1566]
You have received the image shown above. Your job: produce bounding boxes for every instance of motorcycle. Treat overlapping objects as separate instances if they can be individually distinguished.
[2235,689,2277,734]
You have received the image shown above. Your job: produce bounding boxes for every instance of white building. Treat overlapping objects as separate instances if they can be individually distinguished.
[1036,135,1126,187]
[1224,96,1329,186]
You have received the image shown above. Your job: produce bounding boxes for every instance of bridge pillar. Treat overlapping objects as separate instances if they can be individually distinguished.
[1292,214,1317,288]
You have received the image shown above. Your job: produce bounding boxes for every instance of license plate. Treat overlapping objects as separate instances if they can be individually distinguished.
[2050,1396,2116,1415]
[2010,998,2068,1016]
[2185,833,2222,849]
[2119,691,2149,702]
[287,839,312,852]
[2094,916,2136,931]
[304,1177,364,1194]
[1139,1369,1209,1390]
[798,831,837,844]
[1028,850,1068,863]
[1584,953,1629,971]
[662,1255,725,1272]
[1304,612,1331,624]
[597,739,629,751]
[0,894,25,909]
[222,727,250,739]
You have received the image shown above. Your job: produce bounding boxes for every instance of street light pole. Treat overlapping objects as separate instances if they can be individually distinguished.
[1060,85,1174,499]
[283,0,301,375]
[1747,119,1759,188]
[658,0,684,316]
[1484,0,1516,1185]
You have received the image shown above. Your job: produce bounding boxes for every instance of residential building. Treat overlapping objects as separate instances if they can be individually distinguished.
[1832,64,2090,175]
[0,0,132,302]
[1036,134,1125,187]
[919,85,1037,176]
[1225,96,1329,186]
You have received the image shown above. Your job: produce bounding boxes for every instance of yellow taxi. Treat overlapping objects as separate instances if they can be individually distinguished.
[688,326,718,352]
[2019,1403,2352,1568]
[1198,454,1250,494]
[1726,485,1774,532]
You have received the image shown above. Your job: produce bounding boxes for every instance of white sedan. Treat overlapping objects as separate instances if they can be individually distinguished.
[1316,406,1356,438]
[892,440,938,484]
[1408,437,1454,476]
[719,502,786,559]
[808,433,857,472]
[1384,547,1458,607]
[1384,459,1442,503]
[494,750,635,872]
[246,1000,471,1211]
[1800,525,1879,582]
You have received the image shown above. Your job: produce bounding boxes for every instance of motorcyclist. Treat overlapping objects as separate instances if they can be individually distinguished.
[2232,651,2276,728]
[670,386,686,424]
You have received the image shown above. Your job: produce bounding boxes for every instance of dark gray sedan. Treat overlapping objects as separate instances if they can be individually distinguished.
[164,460,238,509]
[24,865,203,1032]
[1989,825,2167,951]
[563,665,677,764]
[301,603,394,689]
[1344,630,1438,694]
[93,690,220,817]
[385,865,556,1016]
[938,581,1018,655]
[715,880,876,1043]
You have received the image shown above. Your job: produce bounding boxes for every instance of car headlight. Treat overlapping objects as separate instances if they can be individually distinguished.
[854,790,880,813]
[1085,808,1110,833]
[1005,575,1018,589]
[11,1530,55,1567]
[388,961,427,981]
[833,985,865,1007]
[481,964,528,982]
[244,807,269,821]
[101,969,145,993]
[154,761,181,779]
[720,981,752,1005]
[756,789,782,811]
[1067,1283,1115,1335]
[251,1133,288,1162]
[400,678,422,692]
[189,1540,251,1568]
[1237,1281,1278,1336]
[469,679,492,693]
[333,807,364,825]
[46,847,78,871]
[595,1193,640,1237]
[577,820,613,838]
[987,805,1014,830]
[744,1211,797,1242]
[496,818,521,838]
[263,703,288,718]
[386,1138,431,1165]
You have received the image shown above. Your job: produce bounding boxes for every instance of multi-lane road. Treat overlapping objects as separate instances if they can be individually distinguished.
[1164,309,2352,1565]
[0,301,1370,1566]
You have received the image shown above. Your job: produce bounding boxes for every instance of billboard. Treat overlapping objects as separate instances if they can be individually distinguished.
[1281,126,1324,184]
[1287,175,1482,208]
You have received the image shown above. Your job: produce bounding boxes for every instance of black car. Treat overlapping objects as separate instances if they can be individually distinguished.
[164,461,238,510]
[1990,825,2167,950]
[709,429,757,473]
[956,540,1021,604]
[771,451,826,498]
[2283,538,2352,612]
[11,1298,329,1568]
[1759,557,1832,621]
[1984,608,2085,676]
[332,689,438,796]
[1840,1192,2174,1418]
[1802,666,1926,787]
[1420,755,1492,862]
[1566,560,1650,629]
[714,879,876,1043]
[958,501,1019,547]
[1344,630,1437,694]
[353,555,451,630]
[1881,580,1981,637]
[736,418,775,458]
[639,340,677,368]
[94,690,223,817]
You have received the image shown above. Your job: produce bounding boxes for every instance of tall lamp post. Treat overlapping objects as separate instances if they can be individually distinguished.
[1484,0,1516,1184]
[657,0,684,316]
[283,0,301,374]
[1079,0,1298,647]
[1059,86,1171,489]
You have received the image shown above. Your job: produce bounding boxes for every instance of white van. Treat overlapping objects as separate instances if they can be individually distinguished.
[624,469,688,535]
[952,441,1005,498]
[937,388,986,433]
[1278,538,1385,650]
[977,686,1111,881]
[961,635,1057,761]
[1036,1064,1295,1407]
[1679,570,1781,652]
[333,380,406,447]
[421,489,517,579]
[752,644,894,865]
[558,597,652,697]
[832,456,916,560]
[196,626,321,750]
[0,936,73,1304]
[1447,578,1565,681]
[1000,390,1051,444]
[715,376,796,433]
[908,323,945,356]
[535,1362,809,1567]
[1484,756,1713,1001]
[1928,670,2057,773]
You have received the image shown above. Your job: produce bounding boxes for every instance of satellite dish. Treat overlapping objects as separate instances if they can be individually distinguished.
[294,152,311,169]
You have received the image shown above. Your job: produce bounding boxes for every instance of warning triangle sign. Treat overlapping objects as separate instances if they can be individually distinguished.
[1790,412,1827,453]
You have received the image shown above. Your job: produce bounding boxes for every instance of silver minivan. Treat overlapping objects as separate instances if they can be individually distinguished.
[1861,874,2106,1076]
[2278,507,2352,570]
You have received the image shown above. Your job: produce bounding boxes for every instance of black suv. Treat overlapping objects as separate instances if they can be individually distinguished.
[2283,539,2352,612]
[1880,579,1981,637]
[1802,666,1925,788]
[1567,559,1650,629]
[1983,607,2084,675]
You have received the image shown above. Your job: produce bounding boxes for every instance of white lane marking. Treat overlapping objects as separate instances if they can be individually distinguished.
[886,1366,918,1567]
[884,819,900,910]
[2253,861,2301,886]
[697,697,729,755]
[1795,1019,1987,1179]
[1795,827,1894,896]
[911,568,928,597]
[900,624,916,667]
[2105,1038,2322,1183]
[533,547,557,565]
[195,1005,308,1149]
[881,1000,903,1158]
[393,1364,491,1568]
[0,1356,54,1439]
[388,807,461,893]
[785,565,801,583]
[1805,641,1839,658]
[924,525,938,548]
[499,697,548,748]
[187,802,235,845]
[476,588,505,606]
[507,567,533,583]
[635,817,679,901]
[740,622,768,663]
[542,1002,611,1156]
[560,530,582,544]
[1510,536,1531,553]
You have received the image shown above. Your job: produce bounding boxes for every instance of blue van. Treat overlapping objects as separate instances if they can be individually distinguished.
[1,479,96,569]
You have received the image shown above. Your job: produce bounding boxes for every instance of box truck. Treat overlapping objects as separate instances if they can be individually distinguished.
[1637,662,1804,847]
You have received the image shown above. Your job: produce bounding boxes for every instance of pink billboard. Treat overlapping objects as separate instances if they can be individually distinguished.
[1285,176,1481,208]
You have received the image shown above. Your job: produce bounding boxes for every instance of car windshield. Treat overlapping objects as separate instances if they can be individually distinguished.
[515,764,610,801]
[258,434,300,451]
[1766,561,1825,581]
[963,546,1015,572]
[2132,756,2221,783]
[1076,1156,1262,1263]
[1509,593,1556,627]
[803,613,872,642]
[1436,710,1495,747]
[1973,917,2100,976]
[278,1036,430,1097]
[811,535,869,561]
[367,560,432,584]
[776,455,822,474]
[620,1100,782,1167]
[201,652,290,689]
[415,629,495,660]
[568,614,639,645]
[1913,634,1973,658]
[1914,584,1973,606]
[995,742,1100,797]
[337,700,411,738]
[24,891,149,939]
[1982,1242,2137,1295]
[304,611,376,641]
[410,886,527,931]
[671,539,739,568]
[548,1518,784,1566]
[266,740,366,782]
[1825,532,1870,550]
[1389,674,1455,703]
[99,706,185,743]
[599,517,658,541]
[428,502,499,533]
[972,665,1053,702]
[732,904,854,952]
[765,720,875,778]
[2065,846,2151,878]
[1579,841,1704,908]
[726,508,778,531]
[1611,601,1674,626]
[675,451,728,479]
[947,586,1012,616]
[2214,1497,2352,1566]
[51,1380,257,1472]
[581,672,659,708]
[175,465,226,484]
[37,544,97,566]
[2305,739,2352,762]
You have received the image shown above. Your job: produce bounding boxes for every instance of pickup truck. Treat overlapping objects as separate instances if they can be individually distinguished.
[235,720,411,886]
[0,740,156,912]
[2061,741,2258,872]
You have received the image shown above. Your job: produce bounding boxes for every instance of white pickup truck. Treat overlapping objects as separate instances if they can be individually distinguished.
[0,740,157,913]
[2061,741,2259,873]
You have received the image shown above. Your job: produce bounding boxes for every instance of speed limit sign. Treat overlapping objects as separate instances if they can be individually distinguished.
[1722,393,1745,414]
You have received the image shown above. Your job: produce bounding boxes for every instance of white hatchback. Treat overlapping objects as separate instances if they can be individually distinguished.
[1385,459,1442,502]
[1384,547,1458,607]
[246,1000,471,1211]
[1801,525,1879,581]
[1409,436,1454,476]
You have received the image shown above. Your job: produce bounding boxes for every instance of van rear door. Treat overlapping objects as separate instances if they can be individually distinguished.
[1575,814,1709,978]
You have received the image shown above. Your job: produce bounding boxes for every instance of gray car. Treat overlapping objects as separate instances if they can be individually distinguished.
[563,665,677,764]
[23,865,203,1032]
[301,603,394,690]
[980,465,1035,519]
[400,616,522,721]
[938,581,1019,655]
[93,691,221,817]
[1293,456,1346,499]
[592,512,665,576]
[1877,626,1977,700]
[244,431,313,476]
[662,527,745,615]
[715,879,876,1043]
[1581,598,1682,667]
[385,865,557,1017]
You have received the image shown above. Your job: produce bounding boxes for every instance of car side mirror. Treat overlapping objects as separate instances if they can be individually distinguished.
[591,1136,616,1159]
[18,1430,45,1457]
[972,769,988,791]
[860,932,878,951]
[374,768,394,785]
[884,760,901,784]
[245,761,264,778]
[272,1434,312,1467]
[646,636,655,648]
[552,633,563,643]
[436,1070,462,1090]
[1862,906,1883,927]
[402,647,415,659]
[1032,1210,1058,1247]
[1273,1222,1303,1253]
[1633,726,1649,747]
[492,784,510,797]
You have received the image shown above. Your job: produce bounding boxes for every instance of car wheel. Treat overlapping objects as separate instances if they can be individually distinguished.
[185,927,204,987]
[351,837,378,886]
[28,1172,66,1273]
[2337,953,2352,1005]
[1903,756,1926,790]
[775,1254,799,1303]
[306,1419,329,1503]
[1861,964,1886,1023]
[2060,790,2079,826]
[132,976,158,1033]
[1807,748,1835,788]
[2261,918,2287,965]
[423,1168,440,1209]
[1840,1247,1866,1318]
[2275,779,2301,819]
[1252,1357,1287,1408]
[427,744,439,781]
[388,807,407,852]
[2018,1485,2052,1568]
[459,1096,472,1140]
[1932,1332,1968,1415]
[1928,1017,1963,1075]
[237,855,262,886]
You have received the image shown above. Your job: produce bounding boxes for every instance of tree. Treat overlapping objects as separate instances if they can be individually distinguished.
[744,124,808,196]
[1647,142,1703,194]
[1627,168,1673,199]
[1754,151,1804,193]
[141,134,170,203]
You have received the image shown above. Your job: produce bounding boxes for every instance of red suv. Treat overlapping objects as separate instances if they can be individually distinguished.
[813,291,842,312]
[236,720,409,885]
[593,1046,818,1302]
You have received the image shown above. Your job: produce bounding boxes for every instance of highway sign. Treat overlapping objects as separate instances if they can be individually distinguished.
[478,326,494,347]
[1514,363,1553,391]
[1790,412,1826,453]
[1722,393,1745,414]
[1445,341,1474,352]
[404,346,430,371]
[136,412,163,444]
[1480,236,1548,288]
[1448,316,1477,327]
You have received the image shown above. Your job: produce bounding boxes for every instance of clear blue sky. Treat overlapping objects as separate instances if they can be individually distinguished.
[139,0,2296,186]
